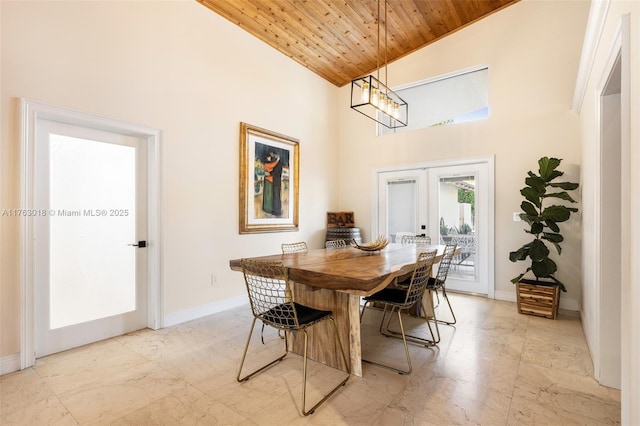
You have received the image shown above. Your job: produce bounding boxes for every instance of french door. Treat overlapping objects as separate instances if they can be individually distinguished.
[377,159,493,296]
[377,169,428,242]
[34,119,149,357]
[428,163,490,294]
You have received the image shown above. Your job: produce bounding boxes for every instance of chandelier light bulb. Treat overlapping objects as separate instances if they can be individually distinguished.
[371,88,379,106]
[386,98,394,114]
[361,80,370,103]
[378,92,386,110]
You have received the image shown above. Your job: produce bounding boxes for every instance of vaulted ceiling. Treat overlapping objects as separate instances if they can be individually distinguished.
[197,0,520,87]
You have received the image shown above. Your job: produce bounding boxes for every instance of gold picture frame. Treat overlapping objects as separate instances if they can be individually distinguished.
[239,122,299,234]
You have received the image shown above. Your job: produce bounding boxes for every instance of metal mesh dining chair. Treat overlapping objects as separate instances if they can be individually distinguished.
[396,234,434,299]
[325,239,348,249]
[399,235,432,245]
[237,259,350,416]
[384,244,457,345]
[359,250,437,374]
[281,241,308,254]
[428,244,457,326]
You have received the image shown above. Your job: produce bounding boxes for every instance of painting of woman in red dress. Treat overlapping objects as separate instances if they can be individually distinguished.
[255,143,289,218]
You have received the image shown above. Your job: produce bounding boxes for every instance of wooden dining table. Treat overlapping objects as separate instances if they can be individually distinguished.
[229,243,450,377]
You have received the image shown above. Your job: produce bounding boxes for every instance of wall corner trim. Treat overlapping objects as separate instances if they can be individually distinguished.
[572,0,611,113]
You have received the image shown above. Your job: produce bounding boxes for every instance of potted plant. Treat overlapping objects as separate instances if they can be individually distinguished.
[509,157,579,319]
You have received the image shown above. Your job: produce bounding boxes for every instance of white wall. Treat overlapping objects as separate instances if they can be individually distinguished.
[337,0,589,307]
[575,0,640,422]
[0,0,339,359]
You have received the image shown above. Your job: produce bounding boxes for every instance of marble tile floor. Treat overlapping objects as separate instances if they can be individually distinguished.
[1,293,621,425]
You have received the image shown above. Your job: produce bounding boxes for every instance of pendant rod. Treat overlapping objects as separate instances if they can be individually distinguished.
[376,0,380,83]
[384,0,388,90]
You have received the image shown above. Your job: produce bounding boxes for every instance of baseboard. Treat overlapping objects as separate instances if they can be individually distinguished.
[494,290,517,303]
[494,289,580,312]
[1,353,21,376]
[163,295,248,328]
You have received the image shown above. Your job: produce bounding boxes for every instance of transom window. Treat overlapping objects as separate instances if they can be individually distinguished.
[379,66,489,134]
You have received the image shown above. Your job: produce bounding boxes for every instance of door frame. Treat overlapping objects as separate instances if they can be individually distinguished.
[372,155,495,298]
[19,99,164,369]
[592,16,627,390]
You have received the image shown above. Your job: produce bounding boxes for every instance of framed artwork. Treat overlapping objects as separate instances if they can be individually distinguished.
[239,122,299,234]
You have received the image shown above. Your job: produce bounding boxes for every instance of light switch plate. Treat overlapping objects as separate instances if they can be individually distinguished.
[513,212,521,222]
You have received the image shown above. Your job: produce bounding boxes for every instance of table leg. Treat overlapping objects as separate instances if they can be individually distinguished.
[347,294,362,377]
[290,282,357,375]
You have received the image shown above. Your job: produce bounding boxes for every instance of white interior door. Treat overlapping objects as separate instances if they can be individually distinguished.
[428,163,490,295]
[377,169,428,242]
[34,119,149,357]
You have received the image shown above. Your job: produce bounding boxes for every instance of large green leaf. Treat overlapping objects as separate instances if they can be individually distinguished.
[509,245,530,262]
[538,157,562,181]
[541,205,572,222]
[542,233,564,243]
[525,176,546,193]
[529,222,544,235]
[521,201,538,216]
[542,191,577,203]
[545,219,560,232]
[511,270,530,284]
[520,214,535,225]
[521,187,541,207]
[543,232,563,254]
[549,181,579,191]
[529,239,549,262]
[532,257,557,278]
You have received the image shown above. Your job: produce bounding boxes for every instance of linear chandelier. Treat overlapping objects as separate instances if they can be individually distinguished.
[350,0,408,129]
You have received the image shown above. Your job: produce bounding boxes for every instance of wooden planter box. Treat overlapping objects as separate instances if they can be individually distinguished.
[516,279,560,319]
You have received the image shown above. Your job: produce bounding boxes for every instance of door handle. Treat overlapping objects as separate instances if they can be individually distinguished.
[128,240,146,248]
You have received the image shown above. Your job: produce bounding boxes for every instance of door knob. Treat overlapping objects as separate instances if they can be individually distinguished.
[128,240,146,248]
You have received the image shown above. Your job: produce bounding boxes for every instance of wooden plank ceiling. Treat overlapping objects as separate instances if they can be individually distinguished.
[197,0,520,87]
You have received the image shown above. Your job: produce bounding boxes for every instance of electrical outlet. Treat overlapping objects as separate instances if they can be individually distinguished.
[211,274,217,286]
[513,212,521,222]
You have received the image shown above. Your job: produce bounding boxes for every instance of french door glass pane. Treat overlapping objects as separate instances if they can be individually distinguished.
[387,180,416,242]
[438,175,477,280]
[49,134,136,329]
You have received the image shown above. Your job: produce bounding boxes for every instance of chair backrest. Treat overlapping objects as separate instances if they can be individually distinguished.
[450,234,475,254]
[281,241,308,254]
[400,235,432,245]
[240,259,300,329]
[402,249,438,307]
[325,239,347,249]
[434,244,457,285]
[394,231,414,243]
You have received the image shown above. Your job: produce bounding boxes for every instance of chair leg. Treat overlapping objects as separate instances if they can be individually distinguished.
[396,308,413,374]
[434,287,457,325]
[301,318,350,416]
[359,300,370,322]
[380,297,439,347]
[379,305,393,334]
[362,307,413,375]
[422,295,440,344]
[237,317,287,382]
